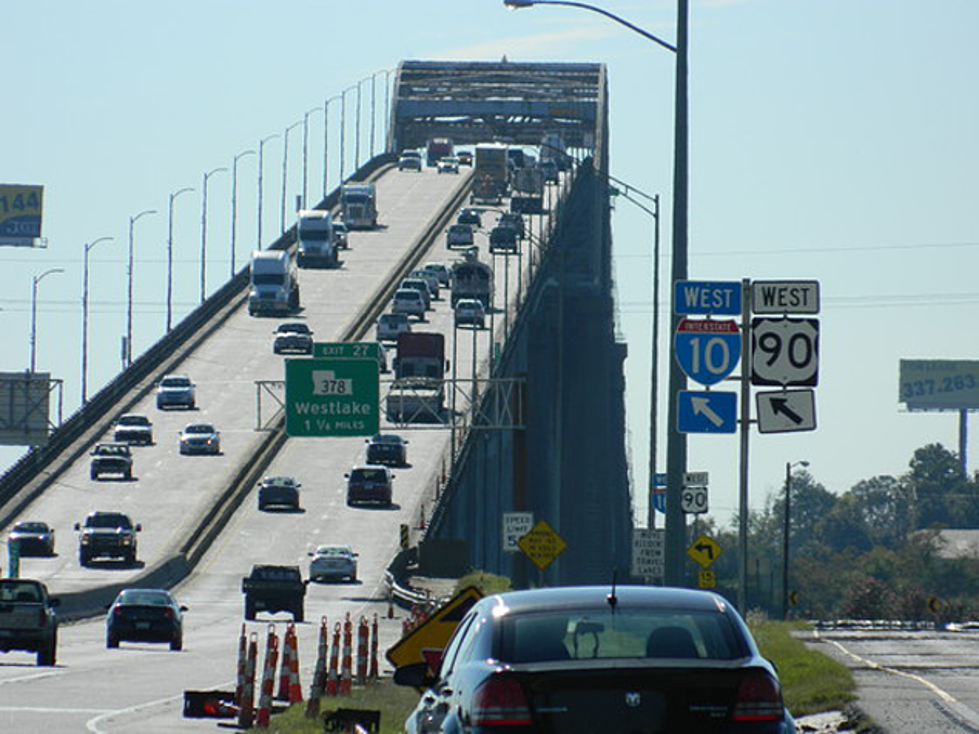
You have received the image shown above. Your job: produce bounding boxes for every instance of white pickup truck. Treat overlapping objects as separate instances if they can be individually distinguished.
[0,578,59,665]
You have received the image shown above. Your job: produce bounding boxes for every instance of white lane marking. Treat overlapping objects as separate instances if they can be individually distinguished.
[85,693,183,733]
[0,706,109,714]
[0,670,65,686]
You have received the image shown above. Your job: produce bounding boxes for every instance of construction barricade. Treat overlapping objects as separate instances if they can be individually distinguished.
[306,617,329,718]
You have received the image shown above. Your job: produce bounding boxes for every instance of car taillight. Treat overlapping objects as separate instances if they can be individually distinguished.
[731,672,784,722]
[471,675,532,726]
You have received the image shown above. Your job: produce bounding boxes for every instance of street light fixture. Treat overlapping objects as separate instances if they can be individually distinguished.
[281,120,302,234]
[302,107,323,209]
[30,267,65,374]
[200,166,227,305]
[231,150,255,279]
[783,460,809,619]
[82,237,113,403]
[167,187,194,332]
[257,133,280,249]
[503,0,690,588]
[126,208,156,368]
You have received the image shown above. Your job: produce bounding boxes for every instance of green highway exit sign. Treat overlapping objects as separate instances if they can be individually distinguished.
[312,342,380,360]
[285,355,379,437]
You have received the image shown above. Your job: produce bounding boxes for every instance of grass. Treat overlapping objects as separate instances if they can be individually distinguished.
[749,619,857,717]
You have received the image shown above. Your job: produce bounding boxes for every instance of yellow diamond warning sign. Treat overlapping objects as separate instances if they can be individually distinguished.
[385,586,482,671]
[517,520,568,571]
[687,534,722,569]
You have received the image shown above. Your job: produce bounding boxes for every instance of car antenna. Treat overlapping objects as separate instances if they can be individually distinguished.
[606,568,618,611]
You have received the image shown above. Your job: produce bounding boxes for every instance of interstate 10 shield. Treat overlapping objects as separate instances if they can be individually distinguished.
[674,318,742,386]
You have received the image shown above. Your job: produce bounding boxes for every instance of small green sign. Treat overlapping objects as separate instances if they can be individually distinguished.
[285,357,379,437]
[312,342,380,360]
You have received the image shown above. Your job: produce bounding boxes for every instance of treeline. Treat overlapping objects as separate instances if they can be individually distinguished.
[695,443,979,620]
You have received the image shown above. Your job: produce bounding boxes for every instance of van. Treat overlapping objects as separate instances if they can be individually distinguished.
[392,289,425,320]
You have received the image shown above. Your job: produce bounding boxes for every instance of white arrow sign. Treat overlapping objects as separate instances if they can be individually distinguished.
[691,396,724,427]
[756,389,817,433]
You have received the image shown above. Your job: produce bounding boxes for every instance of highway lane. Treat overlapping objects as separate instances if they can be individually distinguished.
[9,164,471,594]
[0,170,566,732]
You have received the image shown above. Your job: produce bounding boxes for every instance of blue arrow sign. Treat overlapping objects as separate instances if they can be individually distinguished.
[678,391,737,434]
[674,318,742,386]
[675,281,742,316]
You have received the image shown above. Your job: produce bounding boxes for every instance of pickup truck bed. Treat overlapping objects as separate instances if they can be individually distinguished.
[0,579,59,666]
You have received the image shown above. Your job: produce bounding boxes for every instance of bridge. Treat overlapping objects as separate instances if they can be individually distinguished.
[0,60,631,616]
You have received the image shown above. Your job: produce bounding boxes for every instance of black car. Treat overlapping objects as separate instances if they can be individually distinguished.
[75,511,141,566]
[456,208,482,227]
[365,434,409,466]
[106,588,186,650]
[396,586,795,734]
[489,225,519,254]
[7,521,55,556]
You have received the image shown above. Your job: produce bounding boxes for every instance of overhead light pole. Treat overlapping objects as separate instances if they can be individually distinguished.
[200,166,227,304]
[257,133,280,250]
[504,0,689,586]
[783,460,809,619]
[340,85,357,183]
[231,149,255,279]
[302,107,322,209]
[167,187,194,331]
[323,95,342,199]
[281,120,302,233]
[82,237,113,403]
[30,267,65,374]
[126,208,156,368]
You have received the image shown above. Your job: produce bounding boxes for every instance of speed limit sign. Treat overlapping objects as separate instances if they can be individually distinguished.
[681,486,708,514]
[751,318,819,386]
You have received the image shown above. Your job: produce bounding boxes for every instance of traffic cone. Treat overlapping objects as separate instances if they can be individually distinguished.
[387,592,395,619]
[369,614,379,683]
[356,616,369,685]
[234,623,247,706]
[326,622,341,696]
[306,618,329,718]
[276,624,293,701]
[418,504,426,530]
[287,624,303,704]
[255,629,279,729]
[236,632,258,729]
[339,613,353,695]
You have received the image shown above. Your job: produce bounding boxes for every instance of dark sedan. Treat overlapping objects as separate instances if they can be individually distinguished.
[395,585,795,733]
[8,521,55,556]
[106,588,186,651]
[365,434,408,466]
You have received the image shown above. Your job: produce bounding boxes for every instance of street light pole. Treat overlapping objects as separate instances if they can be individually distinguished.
[167,187,194,332]
[281,121,302,234]
[231,150,255,279]
[783,460,809,619]
[323,95,342,199]
[340,86,356,183]
[127,209,156,368]
[201,166,227,305]
[30,267,65,374]
[302,107,322,209]
[82,239,112,403]
[257,133,280,250]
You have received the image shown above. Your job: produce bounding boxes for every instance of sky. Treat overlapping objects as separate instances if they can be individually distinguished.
[3,1,978,530]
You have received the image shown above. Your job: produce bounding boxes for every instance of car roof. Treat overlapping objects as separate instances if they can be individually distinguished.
[261,475,297,484]
[184,423,216,431]
[394,288,422,298]
[314,544,353,555]
[478,585,733,617]
[369,434,404,444]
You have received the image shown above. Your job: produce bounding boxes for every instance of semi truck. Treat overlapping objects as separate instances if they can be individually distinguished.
[510,167,545,214]
[472,143,509,204]
[296,209,339,268]
[393,332,447,379]
[450,250,494,308]
[387,332,447,424]
[248,250,300,316]
[340,183,378,229]
[426,137,454,167]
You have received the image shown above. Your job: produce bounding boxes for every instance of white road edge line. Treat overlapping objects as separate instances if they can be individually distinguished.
[85,693,183,733]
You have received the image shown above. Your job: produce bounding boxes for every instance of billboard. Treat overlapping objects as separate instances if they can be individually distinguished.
[0,185,44,247]
[0,372,53,446]
[899,360,979,411]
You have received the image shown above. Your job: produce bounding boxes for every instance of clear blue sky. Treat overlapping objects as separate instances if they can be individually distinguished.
[3,1,978,527]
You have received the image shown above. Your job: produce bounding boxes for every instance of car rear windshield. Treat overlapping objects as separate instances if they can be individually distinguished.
[351,469,388,483]
[119,415,149,426]
[14,522,49,533]
[162,377,191,387]
[497,609,746,663]
[85,514,132,529]
[117,589,171,606]
[0,582,41,602]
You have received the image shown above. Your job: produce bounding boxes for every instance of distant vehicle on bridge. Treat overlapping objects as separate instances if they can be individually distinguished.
[340,183,378,229]
[248,250,300,316]
[296,209,339,269]
[393,332,446,380]
[426,137,454,167]
[472,143,509,204]
[450,250,493,308]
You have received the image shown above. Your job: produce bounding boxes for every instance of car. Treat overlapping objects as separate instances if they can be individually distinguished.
[399,150,423,171]
[273,322,314,355]
[308,545,358,583]
[392,288,426,320]
[156,374,196,410]
[90,442,133,480]
[454,298,486,329]
[178,423,221,455]
[345,464,394,506]
[457,150,473,166]
[106,588,186,651]
[365,433,409,466]
[422,262,451,287]
[489,224,519,254]
[400,279,432,309]
[8,521,55,557]
[499,211,526,238]
[410,269,441,300]
[113,413,153,445]
[333,220,349,249]
[456,208,482,227]
[257,475,301,511]
[75,511,141,566]
[395,586,796,734]
[437,156,460,174]
[446,223,475,249]
[376,312,412,342]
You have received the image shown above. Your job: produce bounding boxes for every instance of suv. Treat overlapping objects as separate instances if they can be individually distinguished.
[75,511,141,566]
[376,312,411,342]
[399,150,422,171]
[365,434,408,466]
[273,322,313,355]
[345,465,394,506]
[447,223,475,249]
[90,443,133,481]
[401,278,432,309]
[156,374,196,410]
[454,298,486,329]
[489,225,518,254]
[392,288,426,320]
[113,413,153,445]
